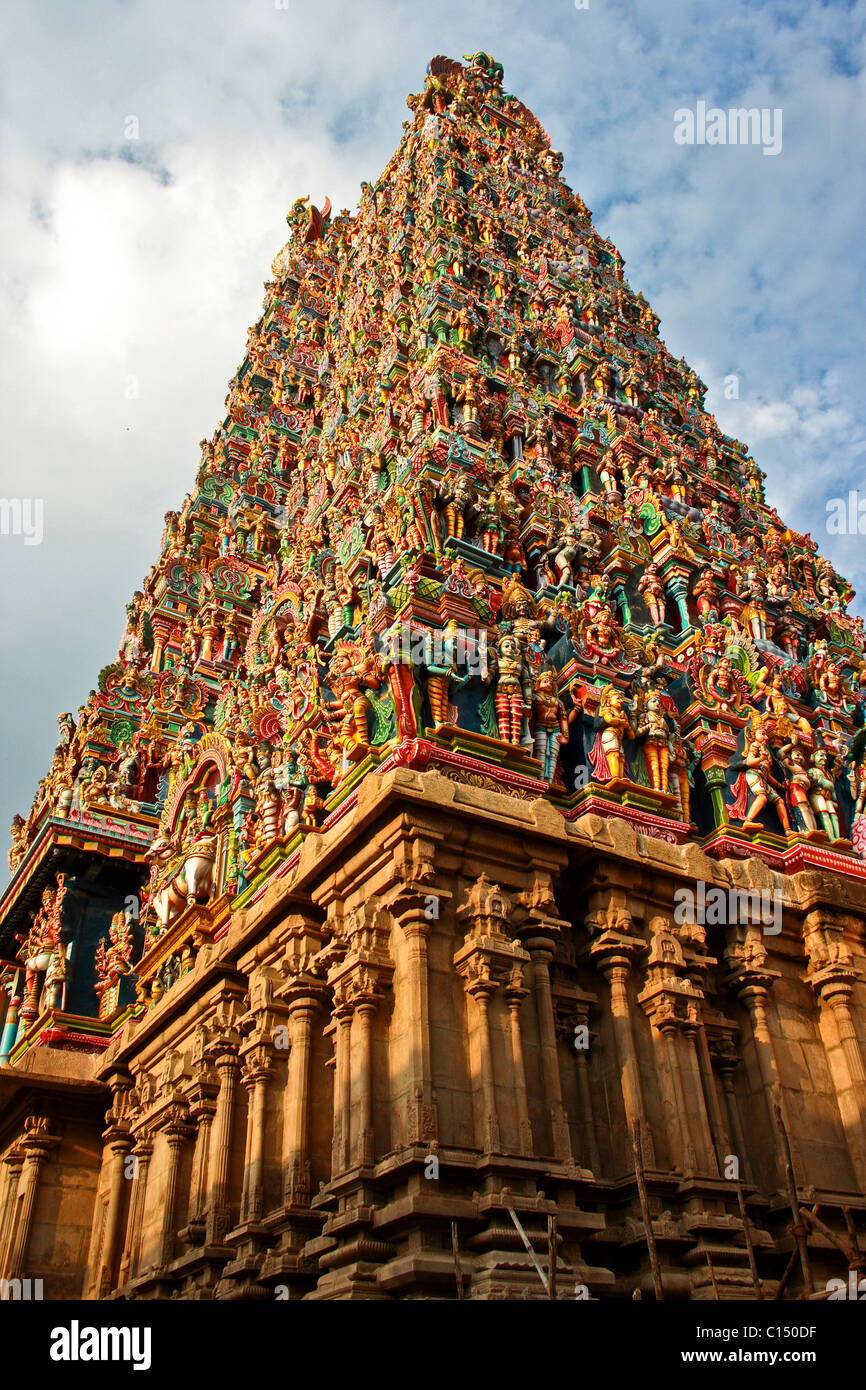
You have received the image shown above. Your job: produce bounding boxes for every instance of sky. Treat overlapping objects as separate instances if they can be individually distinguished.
[1,0,864,884]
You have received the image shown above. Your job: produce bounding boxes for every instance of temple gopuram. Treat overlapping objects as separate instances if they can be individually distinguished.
[2,52,866,1301]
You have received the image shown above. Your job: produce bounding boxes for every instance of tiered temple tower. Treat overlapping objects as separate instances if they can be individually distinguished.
[1,53,866,1300]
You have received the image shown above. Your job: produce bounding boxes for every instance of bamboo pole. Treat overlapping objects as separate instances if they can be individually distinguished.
[451,1220,464,1300]
[773,1247,799,1300]
[632,1120,664,1300]
[736,1182,764,1299]
[548,1214,558,1301]
[800,1206,857,1266]
[773,1202,819,1299]
[507,1207,549,1294]
[774,1102,812,1295]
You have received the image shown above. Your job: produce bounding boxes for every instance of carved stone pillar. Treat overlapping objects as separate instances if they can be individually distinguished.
[709,1038,753,1184]
[805,915,866,1188]
[651,1012,692,1173]
[680,1007,721,1175]
[235,965,285,1227]
[571,1002,601,1173]
[724,912,807,1188]
[239,1065,255,1219]
[0,1149,24,1275]
[637,916,719,1176]
[589,912,655,1168]
[352,997,379,1169]
[817,977,866,1186]
[186,1083,218,1229]
[455,876,532,1157]
[90,1071,134,1297]
[527,940,572,1160]
[516,877,572,1161]
[464,968,501,1153]
[280,992,323,1207]
[326,902,393,1175]
[729,961,793,1186]
[391,893,439,1145]
[240,1047,274,1224]
[504,972,533,1157]
[157,1105,193,1269]
[264,913,328,1206]
[329,993,354,1175]
[205,1048,241,1244]
[94,1134,134,1295]
[693,1019,733,1173]
[605,954,649,1150]
[3,1116,59,1279]
[117,1133,153,1285]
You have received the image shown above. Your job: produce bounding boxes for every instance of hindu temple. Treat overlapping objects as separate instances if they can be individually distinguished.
[1,53,865,1300]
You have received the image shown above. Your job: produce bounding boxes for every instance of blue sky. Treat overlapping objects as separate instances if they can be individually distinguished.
[0,0,864,880]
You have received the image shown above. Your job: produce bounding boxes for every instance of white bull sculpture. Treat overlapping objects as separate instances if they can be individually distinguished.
[145,832,219,931]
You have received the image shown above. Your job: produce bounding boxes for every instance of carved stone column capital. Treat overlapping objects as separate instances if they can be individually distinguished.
[241,1043,276,1087]
[803,913,862,1005]
[21,1114,60,1161]
[513,870,569,953]
[161,1102,194,1146]
[387,895,438,945]
[131,1131,155,1160]
[638,915,710,1032]
[330,952,393,1015]
[591,942,641,983]
[281,986,327,1020]
[456,874,513,938]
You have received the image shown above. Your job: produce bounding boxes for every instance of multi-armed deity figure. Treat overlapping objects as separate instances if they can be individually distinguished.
[322,641,383,767]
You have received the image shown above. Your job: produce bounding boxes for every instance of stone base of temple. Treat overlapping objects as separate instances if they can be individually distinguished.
[1,765,865,1300]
